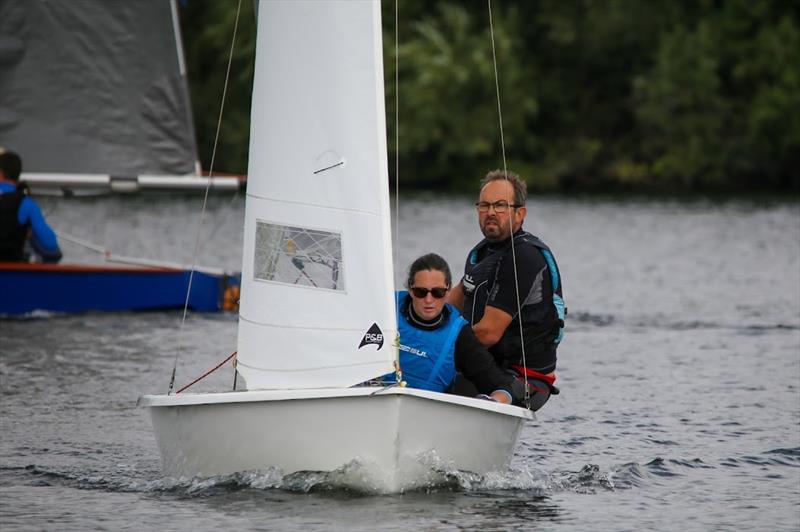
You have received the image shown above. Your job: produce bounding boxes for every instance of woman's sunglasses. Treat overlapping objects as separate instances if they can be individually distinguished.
[410,286,449,299]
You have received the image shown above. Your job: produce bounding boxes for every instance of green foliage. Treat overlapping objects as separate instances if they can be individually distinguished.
[180,0,800,192]
[633,0,800,190]
[179,1,256,175]
[386,2,537,189]
[635,22,728,187]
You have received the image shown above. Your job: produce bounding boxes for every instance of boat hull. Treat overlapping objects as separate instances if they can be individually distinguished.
[0,263,238,315]
[139,387,533,493]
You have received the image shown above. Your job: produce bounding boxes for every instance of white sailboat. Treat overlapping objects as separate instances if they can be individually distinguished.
[139,0,532,493]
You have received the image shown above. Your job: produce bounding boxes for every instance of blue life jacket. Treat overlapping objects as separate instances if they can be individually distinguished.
[536,242,566,345]
[382,291,467,392]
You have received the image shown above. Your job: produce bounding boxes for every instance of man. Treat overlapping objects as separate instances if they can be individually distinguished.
[447,169,564,410]
[0,149,62,263]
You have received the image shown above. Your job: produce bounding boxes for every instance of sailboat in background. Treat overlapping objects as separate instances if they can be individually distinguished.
[0,0,241,315]
[0,0,239,194]
[140,0,532,493]
[0,261,240,315]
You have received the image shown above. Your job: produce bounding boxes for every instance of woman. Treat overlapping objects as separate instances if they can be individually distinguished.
[383,253,515,404]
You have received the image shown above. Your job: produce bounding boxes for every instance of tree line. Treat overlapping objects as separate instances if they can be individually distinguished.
[180,0,799,193]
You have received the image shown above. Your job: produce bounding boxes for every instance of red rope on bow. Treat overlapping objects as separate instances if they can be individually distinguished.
[176,351,237,394]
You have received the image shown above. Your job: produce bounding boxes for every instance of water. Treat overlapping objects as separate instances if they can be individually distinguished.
[2,194,799,531]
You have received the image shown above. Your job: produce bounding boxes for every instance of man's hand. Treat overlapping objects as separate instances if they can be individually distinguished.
[475,391,512,404]
[490,390,512,404]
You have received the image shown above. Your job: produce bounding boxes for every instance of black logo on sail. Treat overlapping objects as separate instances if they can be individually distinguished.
[358,323,384,350]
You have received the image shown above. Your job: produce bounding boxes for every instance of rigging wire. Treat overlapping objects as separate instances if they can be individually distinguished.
[167,0,243,394]
[392,0,403,385]
[393,0,400,290]
[487,0,530,407]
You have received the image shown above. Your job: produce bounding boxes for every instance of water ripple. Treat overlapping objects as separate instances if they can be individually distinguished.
[648,438,679,446]
[562,436,601,447]
[766,447,800,459]
[570,312,615,326]
[668,458,713,469]
[644,458,681,477]
[565,311,799,333]
[549,464,615,493]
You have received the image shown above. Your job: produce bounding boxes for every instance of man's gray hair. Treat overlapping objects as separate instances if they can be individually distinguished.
[480,169,527,206]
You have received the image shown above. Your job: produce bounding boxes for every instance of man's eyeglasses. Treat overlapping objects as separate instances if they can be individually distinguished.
[475,201,522,213]
[410,286,449,299]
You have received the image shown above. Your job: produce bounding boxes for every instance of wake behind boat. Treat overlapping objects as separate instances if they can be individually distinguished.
[140,0,533,493]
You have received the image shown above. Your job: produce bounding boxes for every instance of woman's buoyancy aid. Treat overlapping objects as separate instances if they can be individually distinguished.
[462,231,565,369]
[382,291,467,392]
[0,189,28,261]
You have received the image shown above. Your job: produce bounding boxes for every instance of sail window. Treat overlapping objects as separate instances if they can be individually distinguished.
[254,221,344,291]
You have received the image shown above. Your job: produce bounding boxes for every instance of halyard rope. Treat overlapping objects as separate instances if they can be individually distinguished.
[168,0,243,394]
[488,0,530,407]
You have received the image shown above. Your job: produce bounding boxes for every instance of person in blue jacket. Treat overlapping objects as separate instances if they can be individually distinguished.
[383,253,519,404]
[0,149,62,263]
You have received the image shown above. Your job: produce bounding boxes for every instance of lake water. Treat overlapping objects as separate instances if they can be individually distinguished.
[1,194,799,531]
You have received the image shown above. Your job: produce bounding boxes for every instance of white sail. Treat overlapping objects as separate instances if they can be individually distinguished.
[236,0,397,390]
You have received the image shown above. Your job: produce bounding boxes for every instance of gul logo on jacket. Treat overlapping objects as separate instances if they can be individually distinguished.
[398,343,428,359]
[358,323,384,350]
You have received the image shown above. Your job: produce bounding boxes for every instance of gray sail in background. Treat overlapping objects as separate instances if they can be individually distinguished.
[0,0,199,177]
